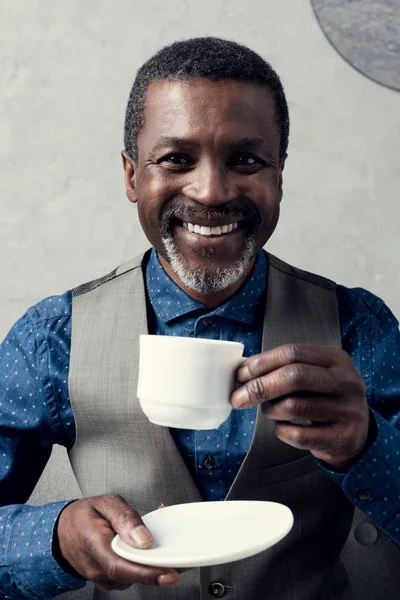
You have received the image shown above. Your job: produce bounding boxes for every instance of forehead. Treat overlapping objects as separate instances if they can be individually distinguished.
[139,79,279,148]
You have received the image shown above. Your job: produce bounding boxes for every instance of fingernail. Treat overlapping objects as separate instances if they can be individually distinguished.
[130,525,153,547]
[158,572,180,586]
[232,388,248,409]
[237,365,250,382]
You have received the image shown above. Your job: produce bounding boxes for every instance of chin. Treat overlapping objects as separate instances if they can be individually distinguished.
[162,235,257,293]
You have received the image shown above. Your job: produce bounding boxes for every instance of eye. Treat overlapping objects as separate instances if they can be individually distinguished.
[159,154,193,167]
[228,154,265,170]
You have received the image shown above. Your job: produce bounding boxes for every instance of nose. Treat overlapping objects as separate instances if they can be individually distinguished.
[183,161,238,207]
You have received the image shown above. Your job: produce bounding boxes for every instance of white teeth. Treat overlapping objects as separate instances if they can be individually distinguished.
[182,221,238,236]
[200,226,212,236]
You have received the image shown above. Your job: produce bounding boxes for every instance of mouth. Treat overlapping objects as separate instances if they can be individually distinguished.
[180,220,240,237]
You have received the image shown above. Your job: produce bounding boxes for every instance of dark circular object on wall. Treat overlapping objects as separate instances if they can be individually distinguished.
[310,0,400,91]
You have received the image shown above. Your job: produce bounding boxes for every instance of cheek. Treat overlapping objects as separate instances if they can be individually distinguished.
[139,170,183,211]
[247,181,281,238]
[136,171,181,243]
[136,173,166,225]
[140,172,164,207]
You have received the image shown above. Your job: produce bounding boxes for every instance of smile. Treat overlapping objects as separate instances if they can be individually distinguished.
[181,221,239,236]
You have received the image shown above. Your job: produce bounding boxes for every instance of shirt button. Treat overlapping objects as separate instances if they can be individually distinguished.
[203,318,213,327]
[358,490,372,501]
[203,455,216,470]
[208,582,226,597]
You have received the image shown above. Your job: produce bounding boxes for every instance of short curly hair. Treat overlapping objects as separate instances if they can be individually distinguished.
[124,37,290,161]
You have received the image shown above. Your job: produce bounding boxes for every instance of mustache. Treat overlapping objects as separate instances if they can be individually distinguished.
[160,201,262,235]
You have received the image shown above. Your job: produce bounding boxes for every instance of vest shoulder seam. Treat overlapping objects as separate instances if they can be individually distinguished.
[72,259,143,298]
[267,253,336,292]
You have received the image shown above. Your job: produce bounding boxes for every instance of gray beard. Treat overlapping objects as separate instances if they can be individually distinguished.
[162,234,258,293]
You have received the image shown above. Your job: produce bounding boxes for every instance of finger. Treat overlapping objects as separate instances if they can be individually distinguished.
[90,494,153,549]
[274,421,341,453]
[261,394,342,423]
[232,363,338,409]
[89,526,180,587]
[237,344,345,383]
[95,581,132,592]
[275,422,354,460]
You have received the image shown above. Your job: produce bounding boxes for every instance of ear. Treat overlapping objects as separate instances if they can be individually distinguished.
[278,154,287,202]
[121,150,138,204]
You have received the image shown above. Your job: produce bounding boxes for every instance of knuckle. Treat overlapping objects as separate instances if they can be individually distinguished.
[289,426,308,448]
[285,363,306,385]
[284,396,304,417]
[116,508,139,529]
[281,344,301,364]
[249,354,266,377]
[336,369,366,397]
[103,493,124,505]
[246,377,265,403]
[136,565,159,586]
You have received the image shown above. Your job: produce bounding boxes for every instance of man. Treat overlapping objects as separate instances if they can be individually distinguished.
[0,37,399,600]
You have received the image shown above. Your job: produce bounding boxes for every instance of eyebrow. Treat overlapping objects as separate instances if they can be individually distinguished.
[151,136,192,151]
[230,136,265,148]
[151,135,266,151]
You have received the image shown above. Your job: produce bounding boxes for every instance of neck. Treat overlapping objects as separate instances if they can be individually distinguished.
[157,254,256,310]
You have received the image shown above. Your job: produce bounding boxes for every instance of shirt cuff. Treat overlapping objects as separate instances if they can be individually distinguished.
[6,501,86,599]
[320,409,400,548]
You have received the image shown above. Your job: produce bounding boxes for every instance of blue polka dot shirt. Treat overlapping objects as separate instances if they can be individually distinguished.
[1,249,400,598]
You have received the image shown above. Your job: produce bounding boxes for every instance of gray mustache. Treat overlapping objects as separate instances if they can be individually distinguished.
[160,204,261,234]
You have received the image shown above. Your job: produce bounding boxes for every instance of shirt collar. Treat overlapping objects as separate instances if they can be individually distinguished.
[146,248,267,325]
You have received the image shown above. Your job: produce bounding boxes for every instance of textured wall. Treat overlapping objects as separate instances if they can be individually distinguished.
[1,1,399,599]
[311,0,400,90]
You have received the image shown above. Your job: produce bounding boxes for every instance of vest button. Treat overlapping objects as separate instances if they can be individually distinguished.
[354,522,379,546]
[208,582,226,597]
[203,455,216,470]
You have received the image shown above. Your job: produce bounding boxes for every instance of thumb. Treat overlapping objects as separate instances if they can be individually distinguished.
[91,493,154,549]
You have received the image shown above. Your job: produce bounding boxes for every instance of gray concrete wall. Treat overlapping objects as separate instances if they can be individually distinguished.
[1,1,399,599]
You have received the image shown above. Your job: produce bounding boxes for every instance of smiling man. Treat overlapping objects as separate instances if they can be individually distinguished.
[124,77,283,308]
[0,37,399,600]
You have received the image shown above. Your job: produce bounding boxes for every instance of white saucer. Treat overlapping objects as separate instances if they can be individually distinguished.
[111,501,293,568]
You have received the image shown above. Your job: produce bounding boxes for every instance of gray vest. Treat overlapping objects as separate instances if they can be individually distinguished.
[68,251,354,600]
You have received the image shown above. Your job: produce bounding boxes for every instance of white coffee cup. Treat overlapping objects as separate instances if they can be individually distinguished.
[137,335,245,430]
